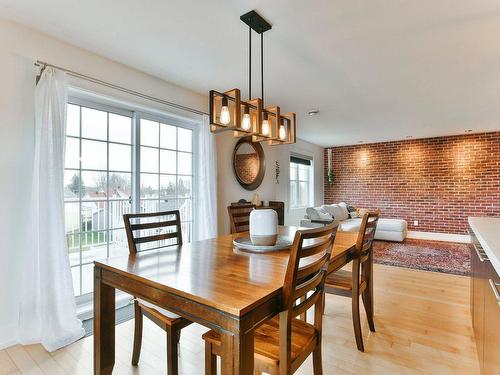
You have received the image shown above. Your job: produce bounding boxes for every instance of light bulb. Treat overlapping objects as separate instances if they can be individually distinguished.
[261,119,270,136]
[279,124,287,140]
[220,97,230,125]
[241,113,251,130]
[241,105,251,131]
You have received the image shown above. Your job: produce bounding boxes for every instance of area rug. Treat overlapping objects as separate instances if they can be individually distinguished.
[373,239,470,276]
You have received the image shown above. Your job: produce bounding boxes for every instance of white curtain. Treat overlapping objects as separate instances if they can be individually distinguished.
[18,67,84,351]
[193,115,218,240]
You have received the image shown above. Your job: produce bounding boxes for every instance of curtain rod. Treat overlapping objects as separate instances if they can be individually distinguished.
[34,60,208,116]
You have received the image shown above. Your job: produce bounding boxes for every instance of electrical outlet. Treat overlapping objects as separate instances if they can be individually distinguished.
[414,220,419,226]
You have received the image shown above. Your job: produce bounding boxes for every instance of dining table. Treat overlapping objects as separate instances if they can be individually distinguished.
[93,226,358,375]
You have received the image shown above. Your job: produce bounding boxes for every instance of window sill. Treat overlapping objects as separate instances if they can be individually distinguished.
[290,206,310,210]
[76,291,133,321]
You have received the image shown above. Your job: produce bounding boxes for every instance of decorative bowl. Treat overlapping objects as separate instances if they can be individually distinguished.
[233,235,292,253]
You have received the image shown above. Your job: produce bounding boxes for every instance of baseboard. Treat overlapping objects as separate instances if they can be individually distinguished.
[407,230,471,243]
[0,323,18,350]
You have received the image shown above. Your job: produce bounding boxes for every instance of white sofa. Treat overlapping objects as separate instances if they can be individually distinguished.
[300,202,408,242]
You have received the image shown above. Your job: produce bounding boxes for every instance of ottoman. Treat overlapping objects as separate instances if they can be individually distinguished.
[339,218,407,242]
[373,218,408,242]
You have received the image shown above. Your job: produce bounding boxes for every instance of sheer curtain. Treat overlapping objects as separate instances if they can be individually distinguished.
[193,115,218,240]
[18,67,84,351]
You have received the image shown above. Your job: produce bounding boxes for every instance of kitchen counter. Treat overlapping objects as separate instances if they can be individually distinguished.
[468,217,500,374]
[468,217,500,276]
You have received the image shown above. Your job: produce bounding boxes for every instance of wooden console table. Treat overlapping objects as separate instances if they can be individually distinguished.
[231,201,285,225]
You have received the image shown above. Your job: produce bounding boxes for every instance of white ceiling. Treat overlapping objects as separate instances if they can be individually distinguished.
[1,0,500,146]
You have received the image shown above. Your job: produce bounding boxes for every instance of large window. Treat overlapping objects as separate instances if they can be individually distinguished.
[290,155,313,209]
[64,99,195,297]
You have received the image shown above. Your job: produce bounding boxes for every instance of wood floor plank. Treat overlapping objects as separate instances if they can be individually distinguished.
[4,264,480,374]
[23,345,67,375]
[0,350,18,375]
[5,346,44,375]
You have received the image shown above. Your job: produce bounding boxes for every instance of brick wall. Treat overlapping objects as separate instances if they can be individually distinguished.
[324,132,500,234]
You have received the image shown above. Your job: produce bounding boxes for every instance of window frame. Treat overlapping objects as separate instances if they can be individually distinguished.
[289,154,314,209]
[65,94,199,302]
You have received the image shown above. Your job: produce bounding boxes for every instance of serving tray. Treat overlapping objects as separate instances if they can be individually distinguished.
[233,235,293,253]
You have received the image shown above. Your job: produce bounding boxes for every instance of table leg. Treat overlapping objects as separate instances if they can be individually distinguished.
[220,330,254,375]
[94,267,115,375]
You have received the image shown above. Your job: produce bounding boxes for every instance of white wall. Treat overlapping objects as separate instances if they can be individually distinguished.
[0,19,207,349]
[216,132,324,235]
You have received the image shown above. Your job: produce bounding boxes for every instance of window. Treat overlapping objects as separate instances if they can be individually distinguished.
[290,155,313,208]
[139,118,193,242]
[64,99,195,297]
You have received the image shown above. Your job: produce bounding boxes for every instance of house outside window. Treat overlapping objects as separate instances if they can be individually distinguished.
[290,155,313,209]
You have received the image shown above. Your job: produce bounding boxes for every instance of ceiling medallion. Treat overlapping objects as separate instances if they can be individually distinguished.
[209,10,296,145]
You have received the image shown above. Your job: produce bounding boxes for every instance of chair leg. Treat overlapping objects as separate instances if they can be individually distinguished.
[204,342,217,375]
[166,328,179,375]
[362,254,376,333]
[352,294,365,352]
[132,301,143,365]
[312,344,323,375]
[362,287,375,332]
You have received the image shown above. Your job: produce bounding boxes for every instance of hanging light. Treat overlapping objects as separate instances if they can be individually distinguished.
[208,10,296,145]
[241,104,251,130]
[220,97,231,125]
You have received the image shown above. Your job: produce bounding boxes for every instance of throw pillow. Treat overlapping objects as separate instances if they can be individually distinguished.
[306,207,321,220]
[316,207,333,221]
[338,202,350,220]
[322,204,348,221]
[346,204,357,212]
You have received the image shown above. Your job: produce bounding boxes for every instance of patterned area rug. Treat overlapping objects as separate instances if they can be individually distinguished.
[373,239,470,276]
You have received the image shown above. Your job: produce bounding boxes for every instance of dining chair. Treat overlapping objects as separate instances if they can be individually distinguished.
[123,210,192,375]
[324,211,379,352]
[202,224,337,375]
[227,203,256,233]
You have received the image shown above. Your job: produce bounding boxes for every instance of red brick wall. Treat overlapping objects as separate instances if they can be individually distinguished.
[324,132,500,234]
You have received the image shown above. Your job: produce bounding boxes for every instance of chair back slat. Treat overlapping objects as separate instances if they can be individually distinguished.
[296,252,330,282]
[282,224,337,319]
[130,219,178,231]
[227,204,255,234]
[134,232,180,244]
[293,288,321,318]
[350,211,380,287]
[123,210,183,254]
[355,212,379,260]
[300,237,334,259]
[293,268,325,301]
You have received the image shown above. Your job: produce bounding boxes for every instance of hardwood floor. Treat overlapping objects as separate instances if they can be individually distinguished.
[0,264,479,375]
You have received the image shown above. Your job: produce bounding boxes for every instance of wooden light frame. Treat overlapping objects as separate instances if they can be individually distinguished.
[268,112,296,145]
[209,10,296,145]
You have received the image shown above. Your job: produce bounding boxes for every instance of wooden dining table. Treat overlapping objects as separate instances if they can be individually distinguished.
[93,226,357,375]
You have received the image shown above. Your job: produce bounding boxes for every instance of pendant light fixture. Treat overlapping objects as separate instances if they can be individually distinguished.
[209,10,296,145]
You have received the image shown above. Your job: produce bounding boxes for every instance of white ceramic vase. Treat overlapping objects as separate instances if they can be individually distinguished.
[249,209,278,246]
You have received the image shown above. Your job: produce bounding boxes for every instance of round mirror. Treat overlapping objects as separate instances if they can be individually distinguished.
[233,137,265,190]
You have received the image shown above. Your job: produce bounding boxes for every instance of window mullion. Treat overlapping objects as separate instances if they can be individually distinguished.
[132,113,140,213]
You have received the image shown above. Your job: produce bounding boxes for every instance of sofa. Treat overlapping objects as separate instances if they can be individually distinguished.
[300,202,408,242]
